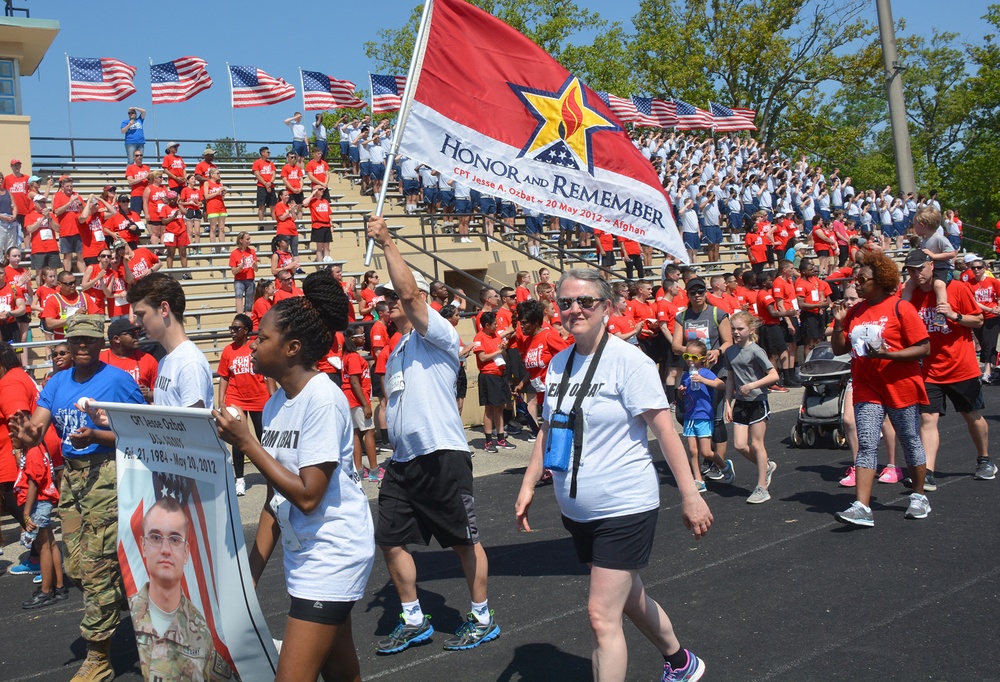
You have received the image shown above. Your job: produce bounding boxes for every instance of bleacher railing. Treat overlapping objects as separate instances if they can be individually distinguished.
[30,136,285,164]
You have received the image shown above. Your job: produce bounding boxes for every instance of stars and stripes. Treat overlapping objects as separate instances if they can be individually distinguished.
[68,57,137,102]
[228,65,295,108]
[301,70,366,111]
[673,98,714,130]
[632,96,679,128]
[596,91,659,127]
[150,57,213,105]
[710,102,757,131]
[370,73,407,113]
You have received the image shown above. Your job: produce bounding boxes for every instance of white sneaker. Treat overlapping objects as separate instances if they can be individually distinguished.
[235,478,246,496]
[461,237,472,243]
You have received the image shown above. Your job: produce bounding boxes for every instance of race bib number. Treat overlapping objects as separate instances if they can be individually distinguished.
[163,232,175,244]
[810,290,819,302]
[40,229,53,241]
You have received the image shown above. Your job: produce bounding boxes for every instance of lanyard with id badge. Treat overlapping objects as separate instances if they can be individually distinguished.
[544,332,609,499]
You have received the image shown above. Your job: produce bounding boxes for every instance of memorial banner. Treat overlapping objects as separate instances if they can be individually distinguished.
[100,402,278,682]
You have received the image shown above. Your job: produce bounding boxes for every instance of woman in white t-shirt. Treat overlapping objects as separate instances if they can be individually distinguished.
[514,269,713,682]
[215,269,374,682]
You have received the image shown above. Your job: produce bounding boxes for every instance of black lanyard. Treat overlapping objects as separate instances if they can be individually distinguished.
[553,332,609,498]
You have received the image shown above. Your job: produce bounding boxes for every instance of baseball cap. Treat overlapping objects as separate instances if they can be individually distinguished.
[165,141,179,151]
[963,253,980,264]
[903,249,931,268]
[58,174,72,183]
[107,318,141,341]
[375,271,430,296]
[103,184,116,193]
[9,159,20,165]
[28,175,40,183]
[203,148,216,156]
[32,194,47,203]
[165,190,178,199]
[112,238,128,251]
[685,277,708,293]
[65,315,105,339]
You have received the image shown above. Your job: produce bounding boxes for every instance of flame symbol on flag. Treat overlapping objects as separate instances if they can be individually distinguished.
[560,85,584,140]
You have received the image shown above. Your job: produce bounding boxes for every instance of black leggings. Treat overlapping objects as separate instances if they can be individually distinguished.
[624,254,645,280]
[974,316,1000,365]
[232,410,263,479]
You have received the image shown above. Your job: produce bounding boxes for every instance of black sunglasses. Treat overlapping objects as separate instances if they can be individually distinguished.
[382,290,399,301]
[556,296,604,311]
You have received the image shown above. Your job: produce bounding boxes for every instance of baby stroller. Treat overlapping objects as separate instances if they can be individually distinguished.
[790,342,851,448]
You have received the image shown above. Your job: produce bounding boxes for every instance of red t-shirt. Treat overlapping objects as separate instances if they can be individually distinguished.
[745,231,770,264]
[13,448,59,505]
[103,211,142,245]
[33,285,56,320]
[756,288,780,325]
[146,185,169,220]
[707,292,738,315]
[3,173,31,215]
[161,154,186,189]
[281,164,303,193]
[99,349,158,393]
[105,268,129,318]
[341,280,357,322]
[250,296,273,331]
[733,286,753,311]
[205,182,226,214]
[843,296,929,408]
[969,277,1000,319]
[495,307,514,335]
[273,284,304,303]
[81,264,108,315]
[795,276,825,311]
[771,223,798,252]
[126,163,150,197]
[306,159,329,188]
[771,276,797,313]
[908,281,981,383]
[79,212,108,259]
[179,187,202,213]
[515,285,532,303]
[274,202,297,236]
[620,236,641,256]
[812,226,836,252]
[595,229,615,254]
[218,343,269,411]
[41,291,83,339]
[607,314,636,337]
[0,366,61,482]
[230,248,257,281]
[194,160,216,181]
[516,328,570,386]
[375,333,401,374]
[316,332,345,376]
[127,248,160,281]
[5,265,29,310]
[340,351,372,409]
[473,330,505,375]
[655,298,677,336]
[252,159,276,188]
[308,198,331,227]
[359,288,380,322]
[52,191,82,237]
[369,320,388,355]
[630,298,657,340]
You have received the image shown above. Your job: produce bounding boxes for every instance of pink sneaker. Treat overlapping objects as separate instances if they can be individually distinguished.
[839,466,856,487]
[877,465,903,484]
[376,466,386,481]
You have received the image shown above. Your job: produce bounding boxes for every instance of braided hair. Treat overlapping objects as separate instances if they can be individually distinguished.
[268,269,349,367]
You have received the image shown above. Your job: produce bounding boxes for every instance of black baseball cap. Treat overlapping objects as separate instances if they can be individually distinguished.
[903,249,931,268]
[108,318,141,341]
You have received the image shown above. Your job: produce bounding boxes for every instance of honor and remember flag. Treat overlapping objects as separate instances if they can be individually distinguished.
[398,0,687,261]
[302,70,367,111]
[710,102,757,132]
[370,73,407,113]
[229,65,296,108]
[68,57,137,102]
[150,57,213,105]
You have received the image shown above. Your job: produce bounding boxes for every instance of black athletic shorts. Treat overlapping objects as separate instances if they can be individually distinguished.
[478,373,511,406]
[375,449,479,548]
[921,378,985,416]
[311,227,332,243]
[288,596,355,625]
[799,312,824,341]
[783,318,800,344]
[256,186,276,209]
[732,399,770,426]
[290,192,304,205]
[371,372,385,399]
[758,324,786,357]
[456,364,468,400]
[562,509,658,570]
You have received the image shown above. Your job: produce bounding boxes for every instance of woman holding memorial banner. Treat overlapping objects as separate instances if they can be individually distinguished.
[214,270,374,682]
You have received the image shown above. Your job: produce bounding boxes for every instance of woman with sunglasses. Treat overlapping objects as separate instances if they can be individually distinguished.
[80,249,113,316]
[831,250,931,527]
[218,314,270,497]
[230,233,258,314]
[515,269,712,682]
[214,271,374,682]
[358,270,381,322]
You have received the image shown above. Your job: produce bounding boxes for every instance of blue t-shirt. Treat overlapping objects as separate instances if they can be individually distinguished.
[681,368,717,421]
[122,116,145,144]
[38,363,145,457]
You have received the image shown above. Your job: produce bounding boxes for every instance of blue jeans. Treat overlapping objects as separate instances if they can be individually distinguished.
[125,142,144,161]
[235,279,255,311]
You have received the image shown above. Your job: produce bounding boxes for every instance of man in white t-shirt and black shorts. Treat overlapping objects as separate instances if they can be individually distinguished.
[366,215,500,655]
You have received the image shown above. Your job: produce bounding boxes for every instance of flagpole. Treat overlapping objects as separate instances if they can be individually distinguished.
[64,54,76,160]
[364,0,434,265]
[298,66,306,111]
[226,62,239,156]
[148,58,160,158]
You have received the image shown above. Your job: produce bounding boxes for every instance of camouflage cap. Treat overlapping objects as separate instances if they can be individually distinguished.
[65,314,106,339]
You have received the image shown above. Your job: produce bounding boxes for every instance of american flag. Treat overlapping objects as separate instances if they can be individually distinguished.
[731,106,757,122]
[228,65,295,108]
[68,57,137,102]
[370,73,407,113]
[632,96,678,128]
[301,70,366,111]
[150,57,213,105]
[673,98,714,130]
[596,91,659,127]
[710,102,758,131]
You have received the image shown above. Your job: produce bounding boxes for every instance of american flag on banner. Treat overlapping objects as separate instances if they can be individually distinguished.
[68,57,137,102]
[632,96,678,128]
[150,57,213,104]
[228,65,295,108]
[301,70,366,111]
[370,73,407,113]
[674,98,714,130]
[596,92,659,127]
[710,102,758,131]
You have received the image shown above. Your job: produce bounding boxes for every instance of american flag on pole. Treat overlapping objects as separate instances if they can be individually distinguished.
[709,102,757,131]
[631,96,678,128]
[150,57,213,104]
[301,70,366,110]
[228,65,295,108]
[731,106,757,122]
[400,0,687,261]
[370,73,407,113]
[68,57,137,102]
[674,98,714,130]
[596,92,659,127]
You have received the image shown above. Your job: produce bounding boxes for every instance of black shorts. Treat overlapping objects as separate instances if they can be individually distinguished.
[639,335,668,364]
[599,254,616,268]
[732,399,769,426]
[758,324,786,357]
[921,378,985,416]
[371,372,385,399]
[185,209,203,220]
[0,323,18,344]
[478,373,511,406]
[375,449,479,548]
[59,235,82,255]
[799,312,824,341]
[311,227,332,243]
[31,252,60,271]
[783,318,799,344]
[561,509,658,570]
[290,192,304,205]
[288,596,355,625]
[456,364,468,399]
[256,186,276,208]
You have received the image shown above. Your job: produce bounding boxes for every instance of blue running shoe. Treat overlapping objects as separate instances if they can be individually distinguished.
[375,615,434,654]
[9,560,40,576]
[662,649,706,681]
[443,611,500,650]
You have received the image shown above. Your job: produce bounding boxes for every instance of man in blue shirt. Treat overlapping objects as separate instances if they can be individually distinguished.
[121,107,147,162]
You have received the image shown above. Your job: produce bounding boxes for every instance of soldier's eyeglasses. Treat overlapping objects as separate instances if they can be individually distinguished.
[144,532,186,548]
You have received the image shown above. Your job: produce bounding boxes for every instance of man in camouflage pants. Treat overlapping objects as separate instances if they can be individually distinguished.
[12,315,145,682]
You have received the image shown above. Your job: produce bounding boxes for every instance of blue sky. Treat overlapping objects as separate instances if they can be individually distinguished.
[20,0,993,155]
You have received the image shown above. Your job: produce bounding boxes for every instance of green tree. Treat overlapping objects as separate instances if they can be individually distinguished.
[211,137,247,161]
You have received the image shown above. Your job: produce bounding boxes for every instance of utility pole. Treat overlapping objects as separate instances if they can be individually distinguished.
[875,0,916,195]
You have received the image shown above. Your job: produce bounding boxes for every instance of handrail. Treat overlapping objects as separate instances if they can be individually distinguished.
[30,135,289,163]
[386,230,487,310]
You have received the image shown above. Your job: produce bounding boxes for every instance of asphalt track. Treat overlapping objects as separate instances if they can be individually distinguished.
[1,403,998,681]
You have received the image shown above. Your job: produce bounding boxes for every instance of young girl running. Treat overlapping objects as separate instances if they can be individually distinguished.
[724,311,780,504]
[679,339,734,493]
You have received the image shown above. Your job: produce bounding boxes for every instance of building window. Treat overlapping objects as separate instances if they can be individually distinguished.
[0,60,17,115]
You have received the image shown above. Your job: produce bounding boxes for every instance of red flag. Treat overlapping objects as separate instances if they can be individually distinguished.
[228,65,295,108]
[150,57,213,105]
[400,0,685,260]
[302,70,366,110]
[69,57,137,102]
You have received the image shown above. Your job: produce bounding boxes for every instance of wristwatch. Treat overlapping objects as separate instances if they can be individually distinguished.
[954,313,963,323]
